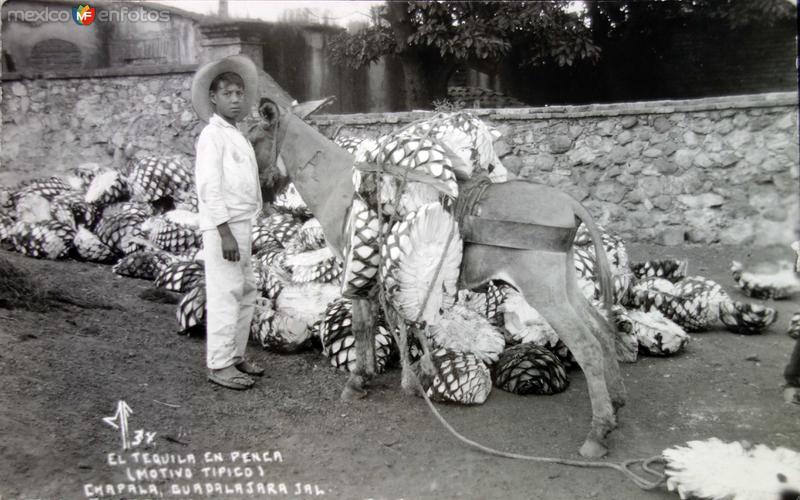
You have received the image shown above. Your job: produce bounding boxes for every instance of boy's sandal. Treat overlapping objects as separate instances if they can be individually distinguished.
[208,370,254,390]
[236,360,265,376]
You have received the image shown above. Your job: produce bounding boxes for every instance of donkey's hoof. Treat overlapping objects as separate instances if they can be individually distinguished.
[401,384,424,398]
[341,376,368,401]
[579,439,608,459]
[401,373,424,397]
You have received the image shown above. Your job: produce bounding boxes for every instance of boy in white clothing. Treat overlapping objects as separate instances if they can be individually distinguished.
[191,55,264,390]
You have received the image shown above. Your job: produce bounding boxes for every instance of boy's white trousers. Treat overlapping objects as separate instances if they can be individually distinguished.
[202,219,257,370]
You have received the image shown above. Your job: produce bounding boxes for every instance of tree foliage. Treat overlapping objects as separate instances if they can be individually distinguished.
[327,0,796,109]
[328,1,601,108]
[329,1,600,71]
[587,0,796,40]
[328,24,396,69]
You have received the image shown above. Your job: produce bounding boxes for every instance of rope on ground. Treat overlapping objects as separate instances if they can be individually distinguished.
[416,380,667,490]
[364,116,667,492]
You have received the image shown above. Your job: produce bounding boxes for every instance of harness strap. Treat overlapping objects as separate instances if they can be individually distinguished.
[461,216,577,251]
[453,176,492,227]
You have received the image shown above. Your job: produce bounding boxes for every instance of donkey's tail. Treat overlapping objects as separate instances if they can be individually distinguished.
[570,198,613,312]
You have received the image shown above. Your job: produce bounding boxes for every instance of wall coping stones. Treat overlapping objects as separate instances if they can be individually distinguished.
[1,64,200,82]
[310,92,798,125]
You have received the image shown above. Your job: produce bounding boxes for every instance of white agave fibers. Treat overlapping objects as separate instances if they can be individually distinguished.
[139,215,165,240]
[632,277,677,295]
[427,124,476,179]
[73,226,115,262]
[626,309,689,355]
[163,209,199,227]
[283,246,337,283]
[250,297,311,353]
[404,112,508,182]
[273,182,308,213]
[738,263,800,295]
[380,202,462,326]
[285,218,326,254]
[426,304,505,365]
[663,438,800,500]
[85,170,124,204]
[381,180,442,219]
[499,288,561,347]
[275,282,341,331]
[15,193,52,223]
[350,137,379,192]
[458,288,488,314]
[64,174,89,191]
[262,238,337,339]
[444,117,507,182]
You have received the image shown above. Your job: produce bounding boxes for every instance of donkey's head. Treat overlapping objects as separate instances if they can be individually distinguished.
[248,98,291,204]
[248,95,356,260]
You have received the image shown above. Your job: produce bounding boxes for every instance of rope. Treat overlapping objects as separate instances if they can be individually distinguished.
[387,114,450,228]
[374,265,666,490]
[356,114,667,493]
[373,113,455,326]
[413,220,457,326]
[452,176,492,228]
[416,379,667,490]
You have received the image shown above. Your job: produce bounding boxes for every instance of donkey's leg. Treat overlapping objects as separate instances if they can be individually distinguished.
[414,324,436,374]
[536,300,617,458]
[573,295,627,412]
[564,250,627,411]
[510,254,616,458]
[341,297,376,401]
[397,322,423,396]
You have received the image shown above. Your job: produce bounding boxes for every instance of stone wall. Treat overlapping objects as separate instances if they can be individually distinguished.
[1,78,796,247]
[1,70,202,187]
[309,93,799,247]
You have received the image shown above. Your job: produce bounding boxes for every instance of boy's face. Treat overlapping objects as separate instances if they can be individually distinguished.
[210,80,245,121]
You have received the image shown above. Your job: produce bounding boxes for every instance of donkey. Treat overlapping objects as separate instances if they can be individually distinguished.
[250,96,626,459]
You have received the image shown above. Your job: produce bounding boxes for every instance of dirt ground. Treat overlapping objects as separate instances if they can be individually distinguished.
[1,243,799,500]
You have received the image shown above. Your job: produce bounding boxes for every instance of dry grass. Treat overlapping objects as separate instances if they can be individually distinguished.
[0,254,52,311]
[0,254,116,311]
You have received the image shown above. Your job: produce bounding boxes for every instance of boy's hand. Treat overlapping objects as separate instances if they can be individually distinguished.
[217,223,240,262]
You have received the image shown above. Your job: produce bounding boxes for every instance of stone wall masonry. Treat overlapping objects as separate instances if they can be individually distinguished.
[1,71,202,187]
[1,79,797,247]
[310,93,799,247]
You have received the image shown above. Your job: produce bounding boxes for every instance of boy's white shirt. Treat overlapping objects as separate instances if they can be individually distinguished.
[195,113,263,231]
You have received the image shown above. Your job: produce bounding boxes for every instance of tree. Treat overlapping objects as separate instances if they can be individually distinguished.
[328,0,796,110]
[327,1,600,110]
[585,0,795,42]
[580,0,796,100]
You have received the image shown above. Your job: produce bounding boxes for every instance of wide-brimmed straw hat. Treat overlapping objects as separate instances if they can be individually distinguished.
[191,54,258,123]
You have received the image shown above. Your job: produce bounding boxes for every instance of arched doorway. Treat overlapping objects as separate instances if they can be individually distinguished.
[2,51,16,73]
[29,38,82,69]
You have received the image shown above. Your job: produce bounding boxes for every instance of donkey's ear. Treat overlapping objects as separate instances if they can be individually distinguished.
[258,98,281,124]
[292,96,336,119]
